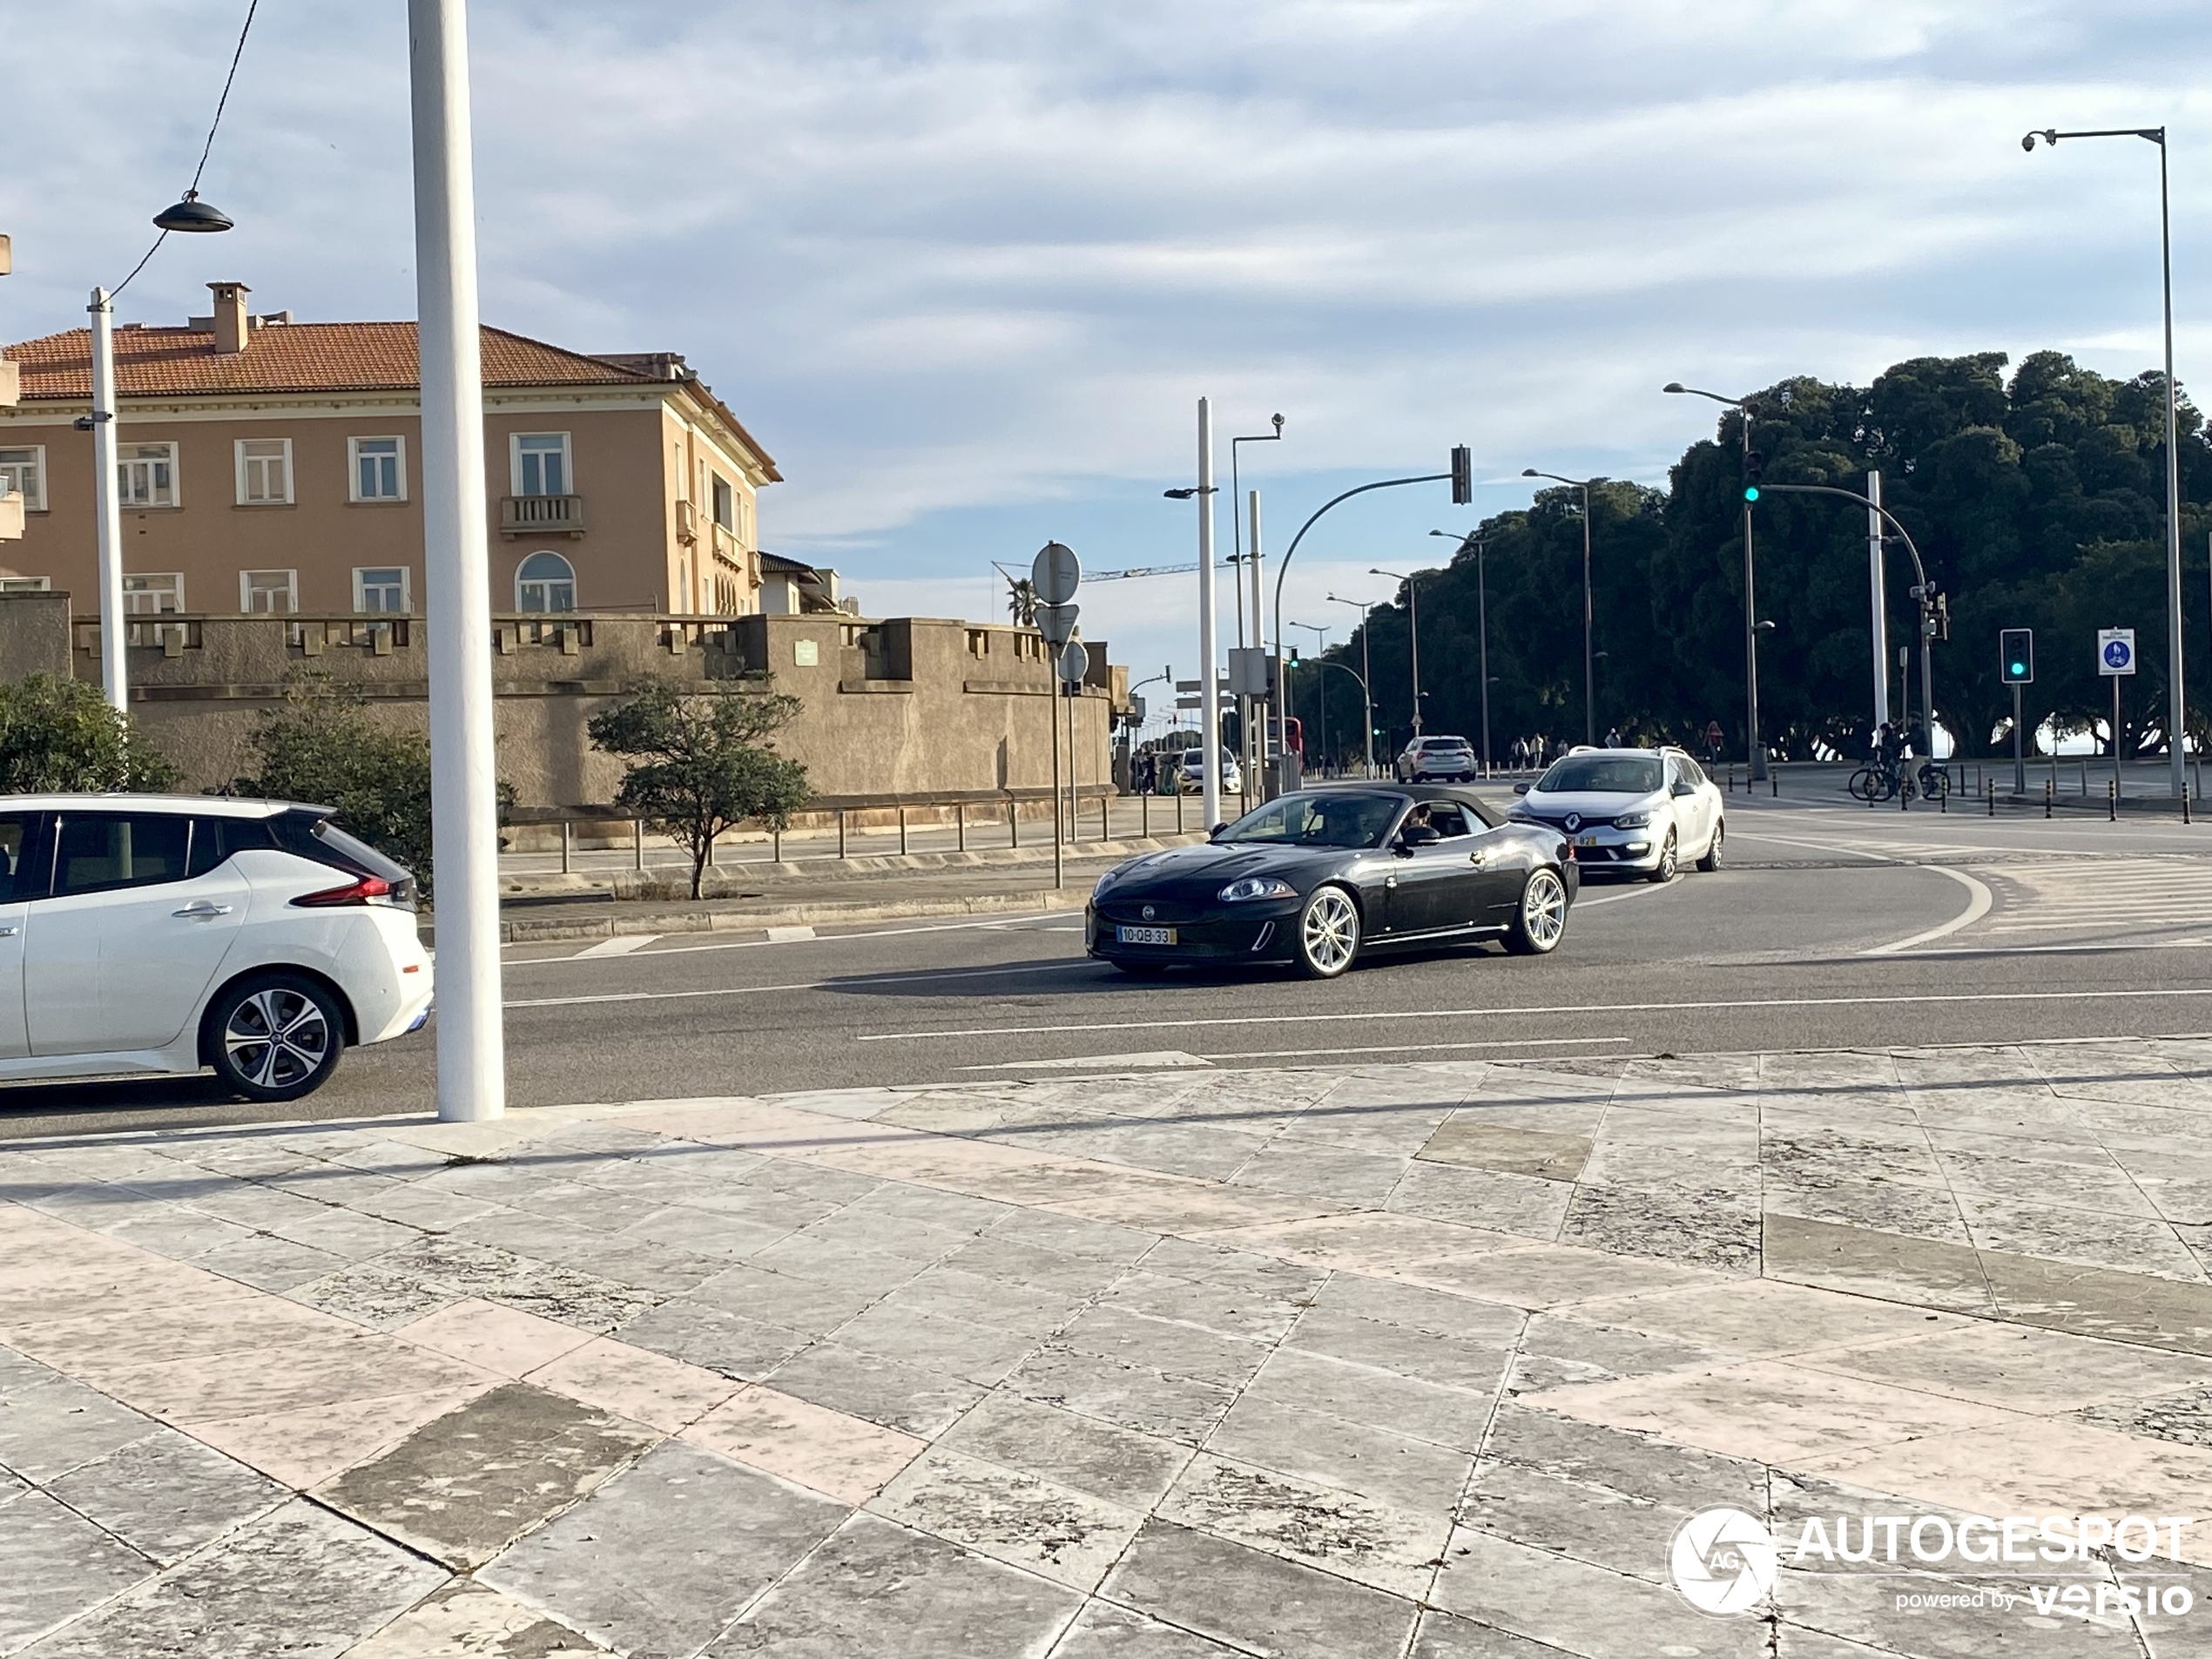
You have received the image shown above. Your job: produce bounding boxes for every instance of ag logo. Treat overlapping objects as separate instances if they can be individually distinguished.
[1141,905,1156,921]
[1563,813,1582,833]
[1669,1507,1777,1616]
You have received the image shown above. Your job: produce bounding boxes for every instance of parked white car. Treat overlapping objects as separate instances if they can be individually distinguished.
[1506,746,1724,880]
[1175,748,1244,795]
[0,795,433,1101]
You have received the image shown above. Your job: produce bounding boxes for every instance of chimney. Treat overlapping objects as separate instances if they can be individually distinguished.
[207,281,250,354]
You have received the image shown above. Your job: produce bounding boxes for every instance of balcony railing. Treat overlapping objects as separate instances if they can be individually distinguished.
[500,494,585,538]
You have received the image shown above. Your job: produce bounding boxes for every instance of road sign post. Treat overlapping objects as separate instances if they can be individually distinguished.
[1033,544,1082,887]
[2100,628,2135,801]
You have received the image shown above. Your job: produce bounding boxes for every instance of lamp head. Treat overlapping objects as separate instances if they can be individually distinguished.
[1521,468,1539,478]
[2022,129,2057,152]
[152,190,233,233]
[1162,487,1196,500]
[1662,382,1686,395]
[1271,413,1285,432]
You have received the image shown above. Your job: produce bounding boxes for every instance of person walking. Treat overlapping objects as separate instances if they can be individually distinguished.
[1704,720,1724,766]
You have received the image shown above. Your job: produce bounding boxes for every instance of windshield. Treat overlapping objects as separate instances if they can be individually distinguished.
[1219,792,1404,848]
[1537,755,1663,795]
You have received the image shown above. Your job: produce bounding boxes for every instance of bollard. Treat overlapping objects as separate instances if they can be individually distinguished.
[1986,778,1994,817]
[1008,799,1019,848]
[1177,790,1185,833]
[956,800,966,852]
[772,824,782,862]
[1141,790,1150,838]
[2109,779,2118,821]
[898,806,907,856]
[2187,790,2194,826]
[839,808,847,858]
[1101,794,1109,840]
[1939,779,1946,813]
[633,819,644,870]
[1770,768,1777,799]
[560,819,571,875]
[2045,778,2054,819]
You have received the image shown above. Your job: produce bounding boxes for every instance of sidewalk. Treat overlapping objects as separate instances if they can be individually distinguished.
[6,1038,2212,1656]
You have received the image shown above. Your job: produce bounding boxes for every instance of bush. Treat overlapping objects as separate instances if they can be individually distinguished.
[233,671,509,898]
[0,673,179,792]
[589,678,811,899]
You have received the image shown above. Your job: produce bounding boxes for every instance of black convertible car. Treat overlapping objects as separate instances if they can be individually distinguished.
[1087,786,1578,979]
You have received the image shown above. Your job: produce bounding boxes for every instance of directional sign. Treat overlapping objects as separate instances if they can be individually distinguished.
[2099,628,2136,677]
[1058,639,1089,685]
[1032,542,1081,606]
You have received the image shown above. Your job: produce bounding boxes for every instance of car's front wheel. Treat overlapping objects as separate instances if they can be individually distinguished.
[1295,885,1362,979]
[1649,829,1678,883]
[1696,819,1723,873]
[206,973,345,1103]
[1504,867,1568,955]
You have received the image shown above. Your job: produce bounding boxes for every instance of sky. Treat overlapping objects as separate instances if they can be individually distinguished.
[4,1,2210,746]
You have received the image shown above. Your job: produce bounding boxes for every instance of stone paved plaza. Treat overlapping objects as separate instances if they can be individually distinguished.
[8,1040,2212,1656]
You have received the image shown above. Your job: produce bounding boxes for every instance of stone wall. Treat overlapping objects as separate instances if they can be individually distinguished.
[0,595,1127,808]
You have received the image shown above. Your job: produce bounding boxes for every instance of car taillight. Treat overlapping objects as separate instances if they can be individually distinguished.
[292,874,392,907]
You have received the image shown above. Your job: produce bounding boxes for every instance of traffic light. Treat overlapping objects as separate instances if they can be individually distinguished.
[1741,448,1765,504]
[1450,445,1473,505]
[2000,628,2033,685]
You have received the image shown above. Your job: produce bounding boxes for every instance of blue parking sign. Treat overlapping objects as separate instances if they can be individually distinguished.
[2099,628,2136,676]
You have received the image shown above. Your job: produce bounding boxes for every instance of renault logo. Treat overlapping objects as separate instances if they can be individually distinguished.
[1564,813,1581,833]
[1142,905,1156,921]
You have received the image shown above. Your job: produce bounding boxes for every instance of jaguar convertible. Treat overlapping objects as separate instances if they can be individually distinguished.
[1086,786,1577,979]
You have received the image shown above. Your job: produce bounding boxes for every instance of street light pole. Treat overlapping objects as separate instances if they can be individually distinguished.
[1371,568,1424,741]
[1195,400,1222,827]
[1433,529,1491,773]
[411,0,506,1123]
[1662,384,1768,779]
[1291,622,1330,769]
[2025,126,2186,799]
[88,291,125,713]
[1325,592,1377,775]
[1522,470,1596,745]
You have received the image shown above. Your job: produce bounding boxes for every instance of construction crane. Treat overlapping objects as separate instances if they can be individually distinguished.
[1086,563,1197,581]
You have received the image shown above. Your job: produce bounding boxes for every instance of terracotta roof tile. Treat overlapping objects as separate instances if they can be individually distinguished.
[2,320,659,400]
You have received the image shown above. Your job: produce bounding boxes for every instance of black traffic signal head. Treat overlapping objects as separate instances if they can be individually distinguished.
[1450,445,1473,505]
[1740,448,1765,504]
[2000,627,2033,685]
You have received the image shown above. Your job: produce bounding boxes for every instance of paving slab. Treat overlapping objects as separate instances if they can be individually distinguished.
[44,1427,285,1566]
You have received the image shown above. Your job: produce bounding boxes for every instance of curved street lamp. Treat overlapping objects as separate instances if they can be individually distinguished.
[1522,469,1599,746]
[2023,125,2185,798]
[1662,383,1768,780]
[1326,592,1380,775]
[1433,529,1494,773]
[1371,567,1426,743]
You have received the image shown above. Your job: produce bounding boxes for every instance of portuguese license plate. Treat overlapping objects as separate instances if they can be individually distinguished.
[1578,834,1599,846]
[1117,926,1177,946]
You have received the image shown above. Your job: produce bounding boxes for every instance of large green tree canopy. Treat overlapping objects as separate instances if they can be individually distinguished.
[1302,352,2212,764]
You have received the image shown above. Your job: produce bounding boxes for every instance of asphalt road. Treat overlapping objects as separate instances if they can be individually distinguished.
[11,788,2212,1139]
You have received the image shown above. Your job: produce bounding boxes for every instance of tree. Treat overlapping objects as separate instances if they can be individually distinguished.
[0,673,178,792]
[588,678,811,899]
[233,671,482,895]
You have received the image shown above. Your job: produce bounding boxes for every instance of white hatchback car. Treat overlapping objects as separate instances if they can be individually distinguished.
[0,795,433,1102]
[1175,748,1244,795]
[1507,747,1724,880]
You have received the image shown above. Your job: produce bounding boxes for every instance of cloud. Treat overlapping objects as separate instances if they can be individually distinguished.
[3,0,2209,689]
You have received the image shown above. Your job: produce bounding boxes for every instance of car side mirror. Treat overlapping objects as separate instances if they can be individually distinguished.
[1512,782,1529,795]
[1671,781,1694,797]
[1397,825,1441,853]
[1209,822,1230,840]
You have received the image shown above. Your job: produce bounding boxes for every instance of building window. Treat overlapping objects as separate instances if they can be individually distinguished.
[512,433,570,497]
[123,573,184,613]
[711,474,734,532]
[118,443,179,509]
[0,577,51,593]
[351,436,406,502]
[0,447,46,512]
[239,570,298,614]
[354,566,410,613]
[516,550,576,612]
[235,438,293,505]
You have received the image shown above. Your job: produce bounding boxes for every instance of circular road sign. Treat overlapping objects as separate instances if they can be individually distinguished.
[1058,639,1090,685]
[1033,542,1082,606]
[2099,629,2136,676]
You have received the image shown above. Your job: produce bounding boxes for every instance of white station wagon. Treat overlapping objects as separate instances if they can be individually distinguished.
[0,795,433,1102]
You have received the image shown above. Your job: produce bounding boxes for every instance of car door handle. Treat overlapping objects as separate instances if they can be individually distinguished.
[0,927,15,938]
[173,901,233,919]
[1467,852,1488,867]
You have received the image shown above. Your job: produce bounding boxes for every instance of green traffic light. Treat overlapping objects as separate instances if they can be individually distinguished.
[2009,661,2027,677]
[1743,485,1760,502]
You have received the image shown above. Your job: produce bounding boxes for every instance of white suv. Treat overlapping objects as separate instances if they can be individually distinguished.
[0,796,434,1102]
[1396,735,1478,782]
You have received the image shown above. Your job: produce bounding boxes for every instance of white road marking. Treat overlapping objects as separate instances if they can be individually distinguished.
[1862,867,1993,955]
[573,934,658,958]
[508,911,1068,967]
[508,957,1082,1009]
[961,1050,1217,1071]
[858,984,2212,1042]
[765,925,817,942]
[961,1035,1632,1070]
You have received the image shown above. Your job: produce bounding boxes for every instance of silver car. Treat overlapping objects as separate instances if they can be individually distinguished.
[1175,748,1244,795]
[1506,746,1723,880]
[1395,734,1479,782]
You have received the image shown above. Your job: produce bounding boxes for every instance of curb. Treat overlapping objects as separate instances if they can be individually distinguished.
[423,886,1090,948]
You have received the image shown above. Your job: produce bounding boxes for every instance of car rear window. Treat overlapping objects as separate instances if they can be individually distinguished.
[188,813,280,878]
[1538,755,1663,794]
[1420,737,1469,749]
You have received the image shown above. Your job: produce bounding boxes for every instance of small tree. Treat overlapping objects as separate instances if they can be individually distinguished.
[234,671,469,894]
[0,673,179,792]
[589,678,811,898]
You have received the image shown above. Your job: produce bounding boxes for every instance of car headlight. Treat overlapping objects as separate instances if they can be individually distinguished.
[1612,811,1653,829]
[1506,806,1534,822]
[1092,871,1118,899]
[1219,876,1298,902]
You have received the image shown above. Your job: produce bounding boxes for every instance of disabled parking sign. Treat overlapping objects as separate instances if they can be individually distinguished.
[2099,629,2136,676]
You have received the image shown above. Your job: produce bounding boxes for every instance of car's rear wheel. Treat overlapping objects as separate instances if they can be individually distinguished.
[1504,867,1568,955]
[1696,819,1723,873]
[206,973,345,1103]
[1649,829,1678,883]
[1295,886,1361,979]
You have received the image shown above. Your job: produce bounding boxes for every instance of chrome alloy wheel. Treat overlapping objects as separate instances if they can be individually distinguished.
[1298,887,1361,977]
[1521,869,1567,949]
[224,988,333,1091]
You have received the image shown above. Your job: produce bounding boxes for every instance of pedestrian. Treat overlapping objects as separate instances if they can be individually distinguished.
[1604,725,1622,749]
[1704,719,1723,765]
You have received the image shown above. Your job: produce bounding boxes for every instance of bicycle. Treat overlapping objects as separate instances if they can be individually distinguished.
[1849,761,1900,803]
[1914,761,1949,803]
